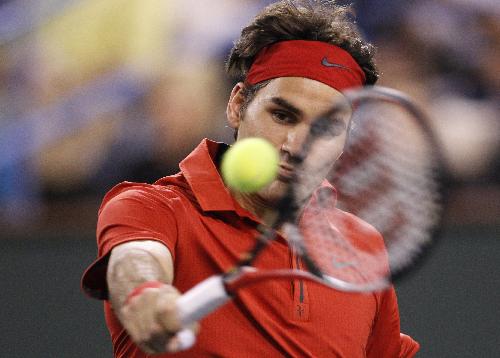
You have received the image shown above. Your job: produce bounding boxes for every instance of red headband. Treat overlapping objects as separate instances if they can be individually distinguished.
[246,40,366,91]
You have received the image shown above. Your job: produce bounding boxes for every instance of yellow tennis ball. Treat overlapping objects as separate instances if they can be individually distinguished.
[221,137,279,193]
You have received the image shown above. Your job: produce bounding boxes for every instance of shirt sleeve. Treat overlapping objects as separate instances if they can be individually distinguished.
[366,287,404,358]
[81,183,179,300]
[399,333,420,358]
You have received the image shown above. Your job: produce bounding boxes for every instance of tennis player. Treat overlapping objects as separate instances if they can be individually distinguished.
[82,1,420,357]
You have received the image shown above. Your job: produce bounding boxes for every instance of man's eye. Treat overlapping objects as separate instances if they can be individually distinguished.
[272,111,295,123]
[324,118,347,137]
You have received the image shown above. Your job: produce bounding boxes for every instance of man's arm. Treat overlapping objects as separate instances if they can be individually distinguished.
[107,240,174,308]
[106,240,196,354]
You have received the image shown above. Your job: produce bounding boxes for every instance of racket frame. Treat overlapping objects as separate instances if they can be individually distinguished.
[175,85,448,335]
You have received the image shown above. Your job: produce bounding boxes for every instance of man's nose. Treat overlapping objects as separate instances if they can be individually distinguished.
[283,124,310,156]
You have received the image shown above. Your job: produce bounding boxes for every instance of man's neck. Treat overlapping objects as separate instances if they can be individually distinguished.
[231,191,279,227]
[231,189,312,229]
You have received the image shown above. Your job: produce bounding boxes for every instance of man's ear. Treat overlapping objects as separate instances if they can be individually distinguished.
[227,82,246,130]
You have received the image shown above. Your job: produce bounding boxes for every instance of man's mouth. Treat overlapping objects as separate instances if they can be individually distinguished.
[277,163,295,182]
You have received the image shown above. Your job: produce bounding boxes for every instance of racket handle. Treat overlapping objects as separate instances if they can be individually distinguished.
[176,275,230,326]
[176,328,197,351]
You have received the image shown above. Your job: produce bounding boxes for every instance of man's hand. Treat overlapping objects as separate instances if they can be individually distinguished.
[106,240,198,354]
[120,283,199,354]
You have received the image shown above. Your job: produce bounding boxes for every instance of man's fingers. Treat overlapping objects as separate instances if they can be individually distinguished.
[155,286,183,332]
[141,330,174,354]
[122,288,162,343]
[119,284,200,354]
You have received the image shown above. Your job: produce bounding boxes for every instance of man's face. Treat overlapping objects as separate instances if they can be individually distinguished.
[227,77,351,205]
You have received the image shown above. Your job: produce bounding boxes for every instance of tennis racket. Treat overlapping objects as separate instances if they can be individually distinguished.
[174,86,447,349]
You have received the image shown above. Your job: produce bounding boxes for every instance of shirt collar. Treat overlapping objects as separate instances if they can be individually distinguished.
[179,138,237,212]
[179,138,337,215]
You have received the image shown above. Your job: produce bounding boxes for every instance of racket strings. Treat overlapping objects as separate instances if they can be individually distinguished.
[335,100,440,276]
[295,93,442,287]
[299,206,389,285]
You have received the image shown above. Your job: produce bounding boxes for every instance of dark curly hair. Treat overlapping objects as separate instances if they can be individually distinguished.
[226,0,378,114]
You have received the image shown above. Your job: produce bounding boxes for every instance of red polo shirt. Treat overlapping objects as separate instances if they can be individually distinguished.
[82,139,419,357]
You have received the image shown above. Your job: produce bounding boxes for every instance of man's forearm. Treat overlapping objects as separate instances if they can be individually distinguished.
[106,241,174,315]
[105,241,187,354]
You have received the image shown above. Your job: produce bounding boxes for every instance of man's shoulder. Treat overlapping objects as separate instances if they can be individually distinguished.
[100,174,193,210]
[336,209,382,238]
[331,208,386,252]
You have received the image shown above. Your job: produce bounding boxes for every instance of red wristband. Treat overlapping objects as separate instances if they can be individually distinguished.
[124,281,165,306]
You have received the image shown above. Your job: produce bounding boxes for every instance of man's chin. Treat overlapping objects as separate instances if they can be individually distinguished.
[258,177,318,209]
[256,179,289,206]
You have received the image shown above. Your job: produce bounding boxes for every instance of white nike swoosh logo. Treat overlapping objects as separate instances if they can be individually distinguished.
[321,57,348,69]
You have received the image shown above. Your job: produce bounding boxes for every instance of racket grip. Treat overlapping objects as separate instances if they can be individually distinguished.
[176,275,230,326]
[176,328,196,351]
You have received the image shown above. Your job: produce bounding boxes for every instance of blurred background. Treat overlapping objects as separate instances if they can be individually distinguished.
[0,0,498,356]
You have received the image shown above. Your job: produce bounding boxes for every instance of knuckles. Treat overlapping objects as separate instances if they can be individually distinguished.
[119,284,189,354]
